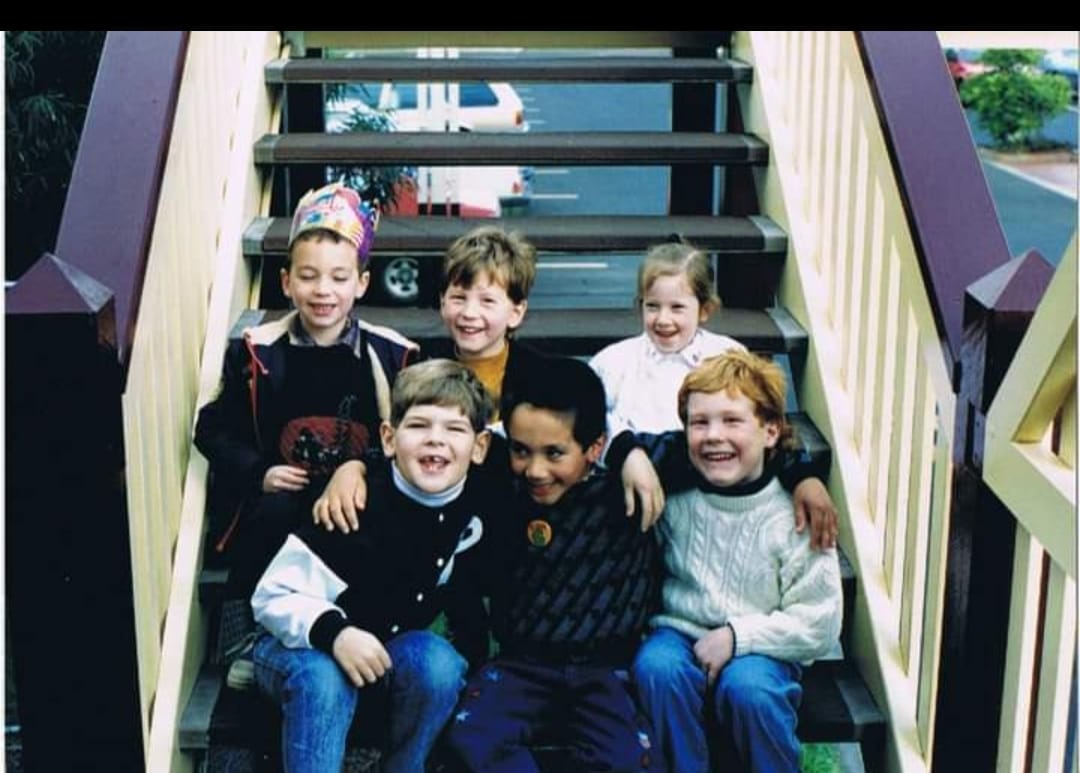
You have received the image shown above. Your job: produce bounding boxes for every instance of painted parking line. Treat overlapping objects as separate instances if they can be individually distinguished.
[538,262,609,270]
[533,169,570,175]
[531,193,580,200]
[984,158,1078,200]
[529,119,547,126]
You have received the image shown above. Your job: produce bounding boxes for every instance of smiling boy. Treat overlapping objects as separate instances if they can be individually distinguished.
[435,225,540,420]
[632,351,843,773]
[251,359,501,773]
[195,183,418,688]
[445,356,662,772]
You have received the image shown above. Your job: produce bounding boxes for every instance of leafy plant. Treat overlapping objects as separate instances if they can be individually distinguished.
[960,49,1073,151]
[324,85,411,210]
[6,31,106,279]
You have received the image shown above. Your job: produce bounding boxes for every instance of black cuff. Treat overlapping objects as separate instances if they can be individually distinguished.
[726,622,738,655]
[776,453,827,494]
[604,430,640,471]
[309,610,349,653]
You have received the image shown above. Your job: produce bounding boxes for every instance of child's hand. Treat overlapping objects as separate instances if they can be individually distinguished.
[621,448,665,531]
[792,477,839,550]
[262,465,310,493]
[312,459,368,533]
[332,626,392,687]
[694,624,735,686]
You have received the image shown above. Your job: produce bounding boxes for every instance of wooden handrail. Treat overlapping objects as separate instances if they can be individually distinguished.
[855,32,1013,385]
[54,31,189,369]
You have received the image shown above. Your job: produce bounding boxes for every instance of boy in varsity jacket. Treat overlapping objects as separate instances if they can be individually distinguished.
[251,359,505,773]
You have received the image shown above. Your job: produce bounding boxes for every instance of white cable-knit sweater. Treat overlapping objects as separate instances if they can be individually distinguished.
[651,478,843,664]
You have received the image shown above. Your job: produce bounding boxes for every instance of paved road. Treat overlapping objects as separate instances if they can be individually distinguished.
[518,82,1076,311]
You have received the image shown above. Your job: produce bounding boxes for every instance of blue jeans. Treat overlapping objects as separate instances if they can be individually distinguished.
[254,629,467,773]
[632,626,802,773]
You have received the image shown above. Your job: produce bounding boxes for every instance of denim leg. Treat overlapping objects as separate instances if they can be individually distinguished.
[382,630,468,773]
[713,655,802,773]
[254,633,357,773]
[632,627,709,773]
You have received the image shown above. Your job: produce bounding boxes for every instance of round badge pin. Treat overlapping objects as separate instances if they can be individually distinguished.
[527,519,553,547]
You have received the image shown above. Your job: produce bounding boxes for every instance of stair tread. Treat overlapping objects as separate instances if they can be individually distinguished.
[229,306,807,357]
[244,215,787,256]
[253,131,769,166]
[291,31,732,52]
[265,56,754,84]
[181,656,883,753]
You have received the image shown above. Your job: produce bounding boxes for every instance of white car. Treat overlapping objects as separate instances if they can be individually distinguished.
[327,81,528,134]
[379,82,527,132]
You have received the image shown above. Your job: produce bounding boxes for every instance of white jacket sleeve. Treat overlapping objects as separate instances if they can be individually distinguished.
[252,534,350,649]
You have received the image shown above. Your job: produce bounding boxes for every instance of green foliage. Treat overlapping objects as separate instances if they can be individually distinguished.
[961,48,1073,150]
[6,31,106,278]
[800,743,840,773]
[326,91,409,210]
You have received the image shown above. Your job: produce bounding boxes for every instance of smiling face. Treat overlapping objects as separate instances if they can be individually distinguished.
[641,272,707,354]
[685,388,779,488]
[440,270,527,360]
[282,235,369,345]
[506,403,603,506]
[380,404,490,495]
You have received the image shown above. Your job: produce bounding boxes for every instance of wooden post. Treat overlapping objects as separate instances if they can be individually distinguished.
[933,250,1055,770]
[6,255,143,771]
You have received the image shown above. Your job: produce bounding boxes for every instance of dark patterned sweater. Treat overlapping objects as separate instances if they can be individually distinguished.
[490,469,661,665]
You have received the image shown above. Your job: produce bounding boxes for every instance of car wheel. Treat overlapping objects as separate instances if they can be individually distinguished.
[371,255,421,306]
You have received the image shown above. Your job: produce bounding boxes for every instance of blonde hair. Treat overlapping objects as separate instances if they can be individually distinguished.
[391,359,494,432]
[637,241,720,317]
[677,350,794,452]
[440,226,537,304]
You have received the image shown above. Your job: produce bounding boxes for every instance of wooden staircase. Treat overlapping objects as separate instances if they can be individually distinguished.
[180,33,886,772]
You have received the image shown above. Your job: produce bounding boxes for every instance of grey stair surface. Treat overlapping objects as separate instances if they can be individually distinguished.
[228,306,808,358]
[253,132,769,166]
[265,56,754,84]
[243,215,786,256]
[180,653,883,767]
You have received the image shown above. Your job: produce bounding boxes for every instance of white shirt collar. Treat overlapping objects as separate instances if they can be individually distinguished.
[642,329,709,367]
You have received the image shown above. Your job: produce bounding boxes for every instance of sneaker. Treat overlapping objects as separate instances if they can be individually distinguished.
[226,653,255,691]
[224,631,258,691]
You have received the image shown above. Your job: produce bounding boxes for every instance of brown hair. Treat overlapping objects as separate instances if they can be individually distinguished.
[391,359,494,432]
[677,350,794,452]
[637,241,720,317]
[439,226,537,304]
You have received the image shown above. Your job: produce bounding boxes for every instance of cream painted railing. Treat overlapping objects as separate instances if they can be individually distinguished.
[985,236,1077,773]
[732,32,957,772]
[120,30,282,772]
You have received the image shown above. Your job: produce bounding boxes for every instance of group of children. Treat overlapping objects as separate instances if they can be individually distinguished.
[195,182,843,772]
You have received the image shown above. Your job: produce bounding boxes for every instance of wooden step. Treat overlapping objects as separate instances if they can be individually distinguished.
[243,215,786,256]
[253,132,768,166]
[265,56,754,84]
[180,655,883,764]
[285,31,732,56]
[229,305,807,359]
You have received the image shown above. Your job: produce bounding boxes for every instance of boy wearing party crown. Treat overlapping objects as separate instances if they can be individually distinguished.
[195,183,418,686]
